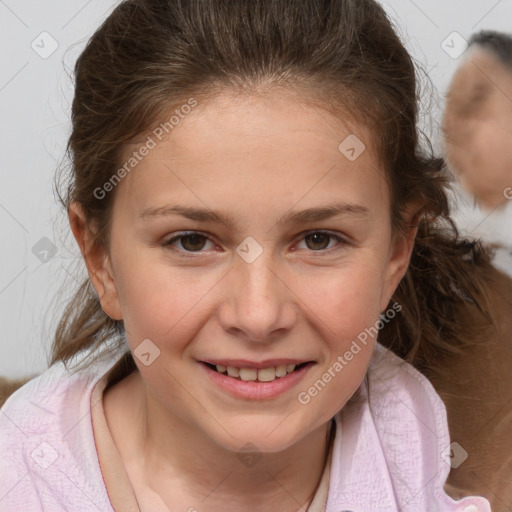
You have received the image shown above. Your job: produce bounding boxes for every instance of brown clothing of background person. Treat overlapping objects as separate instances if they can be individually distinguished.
[0,376,33,408]
[427,265,512,511]
[443,30,512,212]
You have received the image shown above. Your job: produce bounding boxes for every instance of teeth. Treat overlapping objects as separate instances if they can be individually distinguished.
[275,365,287,377]
[212,363,302,382]
[227,366,240,377]
[257,367,276,382]
[239,368,257,381]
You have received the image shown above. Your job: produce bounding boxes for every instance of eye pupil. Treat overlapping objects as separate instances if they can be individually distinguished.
[181,234,206,251]
[305,233,330,250]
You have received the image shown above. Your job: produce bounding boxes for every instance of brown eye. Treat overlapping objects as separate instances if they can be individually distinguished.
[295,231,349,253]
[179,234,207,251]
[165,232,215,253]
[304,232,332,250]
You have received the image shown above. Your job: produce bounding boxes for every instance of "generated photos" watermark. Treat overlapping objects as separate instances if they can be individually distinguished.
[297,302,401,405]
[93,98,198,200]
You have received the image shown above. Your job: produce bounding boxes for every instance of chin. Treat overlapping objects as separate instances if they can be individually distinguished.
[210,414,325,456]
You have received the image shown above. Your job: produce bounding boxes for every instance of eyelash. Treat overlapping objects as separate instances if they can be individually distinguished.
[162,230,350,256]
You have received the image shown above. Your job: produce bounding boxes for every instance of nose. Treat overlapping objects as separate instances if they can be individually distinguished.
[217,253,297,343]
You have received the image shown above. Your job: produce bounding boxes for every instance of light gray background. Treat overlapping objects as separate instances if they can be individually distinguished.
[1,0,511,378]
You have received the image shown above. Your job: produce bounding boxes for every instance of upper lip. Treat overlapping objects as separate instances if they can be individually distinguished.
[199,358,314,369]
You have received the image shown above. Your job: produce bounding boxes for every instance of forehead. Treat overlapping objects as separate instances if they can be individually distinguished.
[451,48,511,92]
[147,90,365,158]
[115,89,388,220]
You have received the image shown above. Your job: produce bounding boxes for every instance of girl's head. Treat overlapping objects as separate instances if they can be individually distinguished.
[55,0,491,451]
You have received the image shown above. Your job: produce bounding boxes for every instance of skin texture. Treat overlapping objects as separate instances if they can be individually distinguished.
[443,47,512,211]
[69,89,417,511]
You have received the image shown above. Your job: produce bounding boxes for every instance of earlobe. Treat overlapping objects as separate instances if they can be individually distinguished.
[68,202,123,320]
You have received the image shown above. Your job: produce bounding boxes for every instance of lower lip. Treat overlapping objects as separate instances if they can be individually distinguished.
[199,362,314,400]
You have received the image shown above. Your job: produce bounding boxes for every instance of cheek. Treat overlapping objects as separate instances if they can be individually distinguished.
[303,264,388,413]
[113,250,222,347]
[296,255,387,347]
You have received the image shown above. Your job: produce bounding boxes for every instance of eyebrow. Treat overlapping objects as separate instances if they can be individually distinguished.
[139,202,370,229]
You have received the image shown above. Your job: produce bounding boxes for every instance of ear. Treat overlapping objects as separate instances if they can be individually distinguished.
[379,204,421,312]
[68,202,123,320]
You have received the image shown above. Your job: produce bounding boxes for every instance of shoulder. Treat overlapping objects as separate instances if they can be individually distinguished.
[366,343,447,436]
[0,357,116,511]
[1,358,106,439]
[368,345,492,511]
[326,343,492,512]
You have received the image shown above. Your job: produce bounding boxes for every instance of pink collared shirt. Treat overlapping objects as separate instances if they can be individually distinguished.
[0,343,491,511]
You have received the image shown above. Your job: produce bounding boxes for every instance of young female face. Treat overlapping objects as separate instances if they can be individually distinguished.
[82,88,414,454]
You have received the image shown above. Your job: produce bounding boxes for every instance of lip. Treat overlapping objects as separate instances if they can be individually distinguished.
[199,360,315,400]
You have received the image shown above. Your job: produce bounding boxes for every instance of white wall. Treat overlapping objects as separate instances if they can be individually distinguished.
[1,0,511,378]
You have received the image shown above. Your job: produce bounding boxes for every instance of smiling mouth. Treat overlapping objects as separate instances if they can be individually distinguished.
[202,362,310,383]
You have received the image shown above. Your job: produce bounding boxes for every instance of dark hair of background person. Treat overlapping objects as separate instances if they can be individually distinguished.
[51,0,498,382]
[469,29,512,68]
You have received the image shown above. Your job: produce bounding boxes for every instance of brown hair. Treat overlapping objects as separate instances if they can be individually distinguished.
[53,0,497,378]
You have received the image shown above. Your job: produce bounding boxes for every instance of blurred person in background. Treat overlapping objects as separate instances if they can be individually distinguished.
[443,30,512,278]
